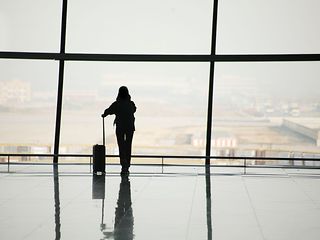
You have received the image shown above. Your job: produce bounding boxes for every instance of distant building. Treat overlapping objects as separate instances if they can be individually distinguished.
[0,80,31,105]
[192,131,237,148]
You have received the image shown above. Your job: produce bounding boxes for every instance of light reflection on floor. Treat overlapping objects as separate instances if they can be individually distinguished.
[1,165,320,240]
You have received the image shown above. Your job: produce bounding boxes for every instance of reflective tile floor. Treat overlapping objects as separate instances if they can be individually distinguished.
[1,164,320,240]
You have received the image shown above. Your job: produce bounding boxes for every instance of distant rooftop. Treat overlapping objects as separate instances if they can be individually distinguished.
[286,117,320,130]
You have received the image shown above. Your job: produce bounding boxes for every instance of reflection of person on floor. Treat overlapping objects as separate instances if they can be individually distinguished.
[114,175,134,240]
[102,86,136,175]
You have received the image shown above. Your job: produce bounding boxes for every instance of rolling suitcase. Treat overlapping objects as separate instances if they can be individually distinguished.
[93,117,106,174]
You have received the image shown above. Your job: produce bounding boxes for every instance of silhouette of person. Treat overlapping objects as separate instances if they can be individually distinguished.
[102,86,136,175]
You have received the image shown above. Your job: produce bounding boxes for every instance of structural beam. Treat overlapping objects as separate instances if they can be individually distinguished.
[205,0,219,165]
[53,0,68,164]
[1,51,320,62]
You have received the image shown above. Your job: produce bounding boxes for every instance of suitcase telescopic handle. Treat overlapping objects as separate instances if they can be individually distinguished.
[102,117,105,146]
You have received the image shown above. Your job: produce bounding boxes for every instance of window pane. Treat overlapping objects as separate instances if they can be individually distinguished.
[0,60,58,155]
[212,62,320,164]
[66,0,213,54]
[61,62,209,159]
[217,0,320,54]
[0,0,61,52]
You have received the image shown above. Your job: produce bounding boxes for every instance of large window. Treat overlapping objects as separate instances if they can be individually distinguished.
[217,0,320,54]
[0,60,58,154]
[61,62,208,157]
[212,62,320,163]
[66,0,213,54]
[0,0,61,52]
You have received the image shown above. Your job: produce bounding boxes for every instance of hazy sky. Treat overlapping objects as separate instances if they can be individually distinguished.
[217,0,320,54]
[1,0,320,53]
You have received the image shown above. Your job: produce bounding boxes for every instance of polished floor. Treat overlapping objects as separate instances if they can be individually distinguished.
[1,164,320,240]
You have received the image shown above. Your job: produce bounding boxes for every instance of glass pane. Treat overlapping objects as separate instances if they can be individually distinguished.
[217,0,320,54]
[0,60,58,156]
[66,0,213,54]
[0,0,61,52]
[212,62,320,165]
[61,62,209,160]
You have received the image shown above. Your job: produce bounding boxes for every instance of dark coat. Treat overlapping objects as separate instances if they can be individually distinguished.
[103,100,136,132]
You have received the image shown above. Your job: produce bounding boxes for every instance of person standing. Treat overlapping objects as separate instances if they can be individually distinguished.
[102,86,136,175]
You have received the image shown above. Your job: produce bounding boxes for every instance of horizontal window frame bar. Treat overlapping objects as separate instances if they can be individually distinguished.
[1,51,320,62]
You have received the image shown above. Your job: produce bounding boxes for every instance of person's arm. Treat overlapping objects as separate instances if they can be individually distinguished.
[101,102,117,117]
[132,101,137,113]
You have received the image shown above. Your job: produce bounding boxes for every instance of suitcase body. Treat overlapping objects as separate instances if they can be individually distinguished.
[93,144,106,174]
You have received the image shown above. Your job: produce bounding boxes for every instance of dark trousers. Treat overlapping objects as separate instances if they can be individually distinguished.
[116,130,134,169]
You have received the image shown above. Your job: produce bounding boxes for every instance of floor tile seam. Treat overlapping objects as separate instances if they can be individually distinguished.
[45,174,146,210]
[30,173,96,219]
[130,175,153,207]
[9,165,34,174]
[280,167,316,204]
[20,199,64,240]
[0,165,35,176]
[280,167,290,177]
[0,172,11,178]
[0,174,9,180]
[0,176,50,207]
[20,208,59,240]
[286,172,320,209]
[55,180,95,210]
[20,172,64,239]
[241,176,267,240]
[185,174,199,240]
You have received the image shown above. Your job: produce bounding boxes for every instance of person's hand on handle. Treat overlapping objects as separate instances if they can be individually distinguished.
[101,113,106,118]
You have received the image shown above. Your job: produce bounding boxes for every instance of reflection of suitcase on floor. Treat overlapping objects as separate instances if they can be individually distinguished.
[93,117,106,174]
[92,174,105,199]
